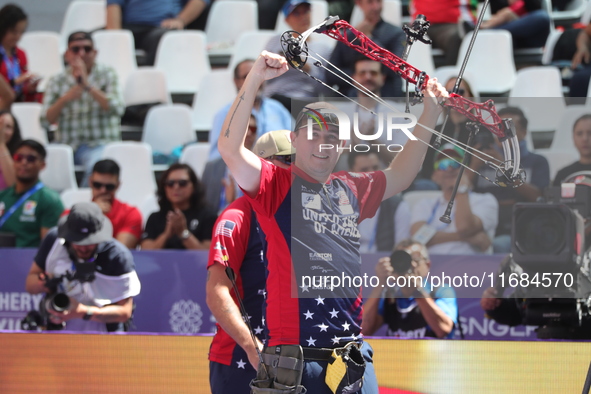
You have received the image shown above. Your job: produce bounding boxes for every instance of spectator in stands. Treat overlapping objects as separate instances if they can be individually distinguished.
[263,0,333,110]
[363,240,457,338]
[413,76,477,191]
[480,0,550,49]
[567,24,591,97]
[203,115,259,213]
[24,201,140,332]
[106,0,211,66]
[0,111,21,191]
[0,4,41,109]
[348,150,410,252]
[206,144,292,392]
[345,57,407,165]
[208,59,292,162]
[87,159,142,249]
[326,0,406,97]
[553,114,591,185]
[410,0,475,65]
[410,143,498,254]
[0,139,63,247]
[43,31,124,187]
[142,163,217,250]
[470,107,549,253]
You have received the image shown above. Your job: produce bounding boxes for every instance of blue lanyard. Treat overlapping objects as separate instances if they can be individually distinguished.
[426,198,451,231]
[0,182,44,229]
[0,46,21,94]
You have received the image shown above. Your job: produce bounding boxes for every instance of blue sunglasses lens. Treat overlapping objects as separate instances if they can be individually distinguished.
[435,158,460,171]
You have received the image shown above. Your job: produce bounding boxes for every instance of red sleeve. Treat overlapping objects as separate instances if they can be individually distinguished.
[16,47,27,73]
[509,1,527,16]
[118,206,143,239]
[207,197,252,270]
[242,159,291,219]
[0,55,7,84]
[335,170,387,222]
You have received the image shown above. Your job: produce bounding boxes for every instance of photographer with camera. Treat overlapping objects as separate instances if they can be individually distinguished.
[480,177,591,339]
[363,240,457,338]
[24,202,141,332]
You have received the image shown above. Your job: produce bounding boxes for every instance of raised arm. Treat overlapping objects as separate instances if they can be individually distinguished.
[382,79,448,199]
[106,4,122,30]
[217,51,289,195]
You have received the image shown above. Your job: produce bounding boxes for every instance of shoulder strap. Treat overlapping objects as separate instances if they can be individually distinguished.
[0,182,44,229]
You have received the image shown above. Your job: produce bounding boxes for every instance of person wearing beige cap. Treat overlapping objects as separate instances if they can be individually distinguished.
[218,50,447,393]
[252,129,294,166]
[206,130,292,392]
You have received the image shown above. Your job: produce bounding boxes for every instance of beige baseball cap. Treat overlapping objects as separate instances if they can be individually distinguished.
[252,129,294,158]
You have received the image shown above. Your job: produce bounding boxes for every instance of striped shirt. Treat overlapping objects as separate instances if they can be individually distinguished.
[42,63,124,148]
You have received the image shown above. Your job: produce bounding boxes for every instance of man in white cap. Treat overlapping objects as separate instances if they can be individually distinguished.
[24,201,141,332]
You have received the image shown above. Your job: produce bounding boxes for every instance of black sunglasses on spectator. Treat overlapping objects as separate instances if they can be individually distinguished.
[13,153,39,163]
[70,45,93,54]
[165,179,190,188]
[91,181,117,191]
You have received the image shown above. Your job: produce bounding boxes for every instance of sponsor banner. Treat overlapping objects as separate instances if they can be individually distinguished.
[0,249,537,339]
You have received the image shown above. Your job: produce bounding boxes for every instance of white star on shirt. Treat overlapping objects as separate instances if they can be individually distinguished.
[331,336,340,345]
[262,317,265,325]
[342,322,351,331]
[351,333,358,341]
[236,359,246,369]
[329,309,339,319]
[300,284,309,293]
[306,336,317,346]
[257,289,267,297]
[242,314,252,322]
[317,323,329,332]
[315,296,325,305]
[303,310,314,320]
[254,326,263,335]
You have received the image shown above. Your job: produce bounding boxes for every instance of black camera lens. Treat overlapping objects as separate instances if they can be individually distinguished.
[390,250,413,274]
[46,293,71,313]
[514,208,567,255]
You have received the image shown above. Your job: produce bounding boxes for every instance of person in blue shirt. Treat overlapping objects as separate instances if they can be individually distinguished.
[106,0,210,65]
[362,239,457,338]
[208,59,292,162]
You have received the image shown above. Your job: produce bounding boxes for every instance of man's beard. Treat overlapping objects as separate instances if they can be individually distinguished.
[16,174,38,185]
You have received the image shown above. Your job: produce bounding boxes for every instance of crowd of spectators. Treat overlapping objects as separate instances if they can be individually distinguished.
[0,0,588,257]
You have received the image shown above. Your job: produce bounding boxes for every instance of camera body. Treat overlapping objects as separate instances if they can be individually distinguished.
[21,274,72,331]
[505,184,591,338]
[21,253,98,331]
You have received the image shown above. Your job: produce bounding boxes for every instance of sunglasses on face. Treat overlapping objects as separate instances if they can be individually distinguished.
[435,158,461,171]
[70,45,93,54]
[268,155,292,165]
[91,181,117,191]
[165,179,190,188]
[13,153,39,163]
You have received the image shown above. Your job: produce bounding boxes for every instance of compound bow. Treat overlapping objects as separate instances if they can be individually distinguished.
[279,12,524,192]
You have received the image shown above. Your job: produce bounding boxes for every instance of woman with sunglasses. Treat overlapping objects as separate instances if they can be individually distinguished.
[0,4,40,109]
[0,110,21,191]
[141,163,217,250]
[413,77,478,190]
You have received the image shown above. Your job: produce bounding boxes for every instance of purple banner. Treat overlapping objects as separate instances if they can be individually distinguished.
[0,249,536,339]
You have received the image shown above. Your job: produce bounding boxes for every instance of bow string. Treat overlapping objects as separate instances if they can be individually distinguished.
[279,12,525,189]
